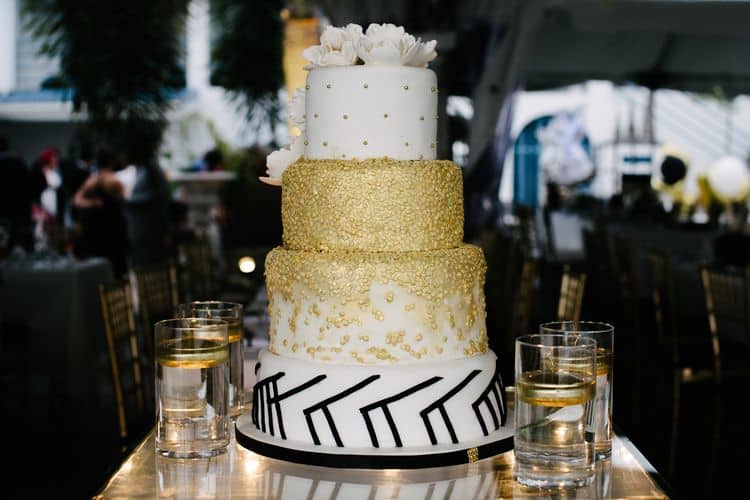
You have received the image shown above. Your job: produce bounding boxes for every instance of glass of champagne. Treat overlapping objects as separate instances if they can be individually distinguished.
[155,318,229,458]
[176,301,246,418]
[540,321,614,459]
[514,334,597,489]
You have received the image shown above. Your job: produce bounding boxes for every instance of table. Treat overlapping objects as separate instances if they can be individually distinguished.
[96,424,670,498]
[0,255,114,410]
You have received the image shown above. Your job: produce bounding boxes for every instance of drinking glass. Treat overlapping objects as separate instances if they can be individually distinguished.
[514,334,597,489]
[176,301,245,418]
[155,318,229,458]
[541,321,614,459]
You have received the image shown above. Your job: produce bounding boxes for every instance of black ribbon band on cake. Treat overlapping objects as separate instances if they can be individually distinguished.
[235,421,514,469]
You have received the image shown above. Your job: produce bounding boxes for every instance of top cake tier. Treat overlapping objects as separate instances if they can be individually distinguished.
[304,66,438,161]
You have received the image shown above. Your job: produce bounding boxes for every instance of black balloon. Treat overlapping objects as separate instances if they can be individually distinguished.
[661,155,687,185]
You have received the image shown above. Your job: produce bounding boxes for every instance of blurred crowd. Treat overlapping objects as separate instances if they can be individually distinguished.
[0,136,189,275]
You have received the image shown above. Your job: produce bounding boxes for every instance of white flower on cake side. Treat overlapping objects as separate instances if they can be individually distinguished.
[302,24,363,69]
[261,87,306,186]
[357,23,437,67]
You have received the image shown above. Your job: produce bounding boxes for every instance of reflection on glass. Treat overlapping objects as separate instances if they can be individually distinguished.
[156,452,229,499]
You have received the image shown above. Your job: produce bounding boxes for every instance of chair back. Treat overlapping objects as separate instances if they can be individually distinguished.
[647,250,679,349]
[613,233,640,330]
[700,264,750,378]
[98,281,148,448]
[177,239,214,301]
[557,265,586,322]
[514,258,537,337]
[132,261,179,357]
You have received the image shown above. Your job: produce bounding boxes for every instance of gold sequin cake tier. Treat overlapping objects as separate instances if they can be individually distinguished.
[282,158,463,252]
[265,244,488,364]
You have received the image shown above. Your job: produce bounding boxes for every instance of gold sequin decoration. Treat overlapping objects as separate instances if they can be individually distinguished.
[265,245,489,362]
[415,333,423,341]
[340,335,350,346]
[367,347,399,362]
[463,338,488,356]
[386,330,405,346]
[359,335,369,342]
[282,159,464,252]
[467,447,479,463]
[385,292,394,303]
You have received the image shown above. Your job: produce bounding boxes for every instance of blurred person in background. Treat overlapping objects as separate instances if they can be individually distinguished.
[123,125,172,267]
[30,147,64,251]
[0,137,35,254]
[72,149,128,275]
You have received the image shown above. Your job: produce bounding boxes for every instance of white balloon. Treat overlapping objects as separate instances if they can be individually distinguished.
[707,156,750,201]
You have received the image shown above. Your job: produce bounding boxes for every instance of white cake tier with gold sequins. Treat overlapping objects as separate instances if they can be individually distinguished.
[282,159,463,252]
[265,245,488,364]
[304,65,437,161]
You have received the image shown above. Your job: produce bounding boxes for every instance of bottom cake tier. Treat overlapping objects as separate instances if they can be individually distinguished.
[238,349,511,464]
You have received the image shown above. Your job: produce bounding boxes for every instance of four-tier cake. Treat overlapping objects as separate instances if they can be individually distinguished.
[235,23,513,468]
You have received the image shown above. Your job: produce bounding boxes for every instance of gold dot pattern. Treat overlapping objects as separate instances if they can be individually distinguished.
[265,244,488,364]
[282,158,464,252]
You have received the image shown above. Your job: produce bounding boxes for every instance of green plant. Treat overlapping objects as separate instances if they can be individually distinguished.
[23,0,191,164]
[210,0,285,132]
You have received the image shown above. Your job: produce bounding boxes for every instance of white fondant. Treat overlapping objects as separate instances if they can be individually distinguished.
[269,280,486,364]
[304,66,437,160]
[249,349,507,449]
[289,87,306,128]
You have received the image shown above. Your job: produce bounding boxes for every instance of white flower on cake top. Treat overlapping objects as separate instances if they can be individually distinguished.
[302,23,362,69]
[262,23,438,186]
[356,24,437,67]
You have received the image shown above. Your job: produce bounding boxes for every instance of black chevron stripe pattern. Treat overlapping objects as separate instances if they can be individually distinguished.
[252,366,507,447]
[252,371,327,439]
[420,370,483,445]
[359,376,443,448]
[303,375,381,446]
[471,362,507,436]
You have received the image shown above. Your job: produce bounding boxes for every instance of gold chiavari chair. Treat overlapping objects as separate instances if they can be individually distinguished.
[649,251,715,477]
[700,264,750,383]
[614,233,640,332]
[557,265,586,322]
[514,258,537,338]
[98,281,149,452]
[132,261,179,358]
[177,238,214,302]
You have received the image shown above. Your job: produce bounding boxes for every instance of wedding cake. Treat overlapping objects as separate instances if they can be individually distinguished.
[235,23,512,468]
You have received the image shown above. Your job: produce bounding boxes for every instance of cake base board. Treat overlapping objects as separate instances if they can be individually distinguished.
[235,409,514,469]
